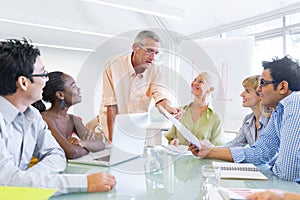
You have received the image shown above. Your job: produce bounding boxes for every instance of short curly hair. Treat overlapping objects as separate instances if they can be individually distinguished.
[262,56,300,91]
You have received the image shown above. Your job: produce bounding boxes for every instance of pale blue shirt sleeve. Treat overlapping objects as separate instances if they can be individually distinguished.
[230,92,300,182]
[0,101,88,195]
[230,115,279,164]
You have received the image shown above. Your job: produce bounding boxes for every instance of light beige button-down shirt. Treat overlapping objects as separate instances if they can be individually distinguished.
[100,53,169,134]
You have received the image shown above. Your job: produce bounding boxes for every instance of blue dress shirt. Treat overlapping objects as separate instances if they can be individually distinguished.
[230,91,300,182]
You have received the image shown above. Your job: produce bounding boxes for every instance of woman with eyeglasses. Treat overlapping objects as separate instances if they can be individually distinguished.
[222,75,271,147]
[33,71,106,159]
[164,71,225,146]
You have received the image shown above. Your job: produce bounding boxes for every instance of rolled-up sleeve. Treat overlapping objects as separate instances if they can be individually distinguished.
[230,147,247,162]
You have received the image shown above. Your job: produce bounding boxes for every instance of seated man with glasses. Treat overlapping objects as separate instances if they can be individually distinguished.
[189,56,300,183]
[31,69,49,78]
[99,30,182,141]
[0,39,116,195]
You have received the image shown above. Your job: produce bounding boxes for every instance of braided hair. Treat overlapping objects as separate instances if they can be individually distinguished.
[42,71,65,104]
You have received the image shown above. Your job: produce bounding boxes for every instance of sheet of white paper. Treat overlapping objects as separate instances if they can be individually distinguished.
[208,187,265,200]
[159,106,201,149]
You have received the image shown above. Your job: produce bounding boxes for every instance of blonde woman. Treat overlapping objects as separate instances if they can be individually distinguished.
[223,75,270,147]
[164,71,224,146]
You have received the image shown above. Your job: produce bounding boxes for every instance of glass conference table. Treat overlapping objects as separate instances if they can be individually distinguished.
[50,146,300,200]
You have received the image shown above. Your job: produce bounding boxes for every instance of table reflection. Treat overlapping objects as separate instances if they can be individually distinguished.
[144,147,205,199]
[51,146,300,200]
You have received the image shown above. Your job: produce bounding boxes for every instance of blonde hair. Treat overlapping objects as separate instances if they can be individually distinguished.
[242,75,260,95]
[242,75,272,117]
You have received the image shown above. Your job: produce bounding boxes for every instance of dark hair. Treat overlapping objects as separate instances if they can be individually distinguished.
[32,100,46,112]
[0,39,40,95]
[262,56,300,91]
[42,71,65,104]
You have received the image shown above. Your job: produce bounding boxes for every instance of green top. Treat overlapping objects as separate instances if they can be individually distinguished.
[164,103,224,146]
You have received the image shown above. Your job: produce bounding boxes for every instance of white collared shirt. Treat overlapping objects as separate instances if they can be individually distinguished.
[0,96,87,195]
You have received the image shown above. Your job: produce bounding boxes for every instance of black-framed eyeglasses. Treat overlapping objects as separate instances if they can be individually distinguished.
[31,70,49,78]
[259,79,276,87]
[137,44,160,56]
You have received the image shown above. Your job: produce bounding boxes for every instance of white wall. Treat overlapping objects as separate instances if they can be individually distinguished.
[197,37,255,132]
[40,48,90,78]
[38,47,91,116]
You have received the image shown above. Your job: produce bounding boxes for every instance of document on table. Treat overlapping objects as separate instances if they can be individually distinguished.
[0,186,56,200]
[159,106,201,149]
[159,144,192,155]
[208,187,265,200]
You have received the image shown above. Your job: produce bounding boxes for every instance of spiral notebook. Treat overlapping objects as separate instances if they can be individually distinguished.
[212,162,268,180]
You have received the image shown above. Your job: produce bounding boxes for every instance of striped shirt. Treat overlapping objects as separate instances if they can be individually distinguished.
[230,91,300,182]
[223,113,269,147]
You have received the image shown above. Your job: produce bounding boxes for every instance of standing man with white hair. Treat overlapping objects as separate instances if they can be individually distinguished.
[100,30,182,141]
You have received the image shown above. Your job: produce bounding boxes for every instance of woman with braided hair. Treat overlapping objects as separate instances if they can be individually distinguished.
[33,71,106,159]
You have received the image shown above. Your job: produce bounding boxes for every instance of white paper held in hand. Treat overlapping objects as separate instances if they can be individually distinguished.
[159,105,201,149]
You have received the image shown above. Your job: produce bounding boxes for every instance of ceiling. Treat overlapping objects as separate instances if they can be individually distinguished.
[1,0,300,51]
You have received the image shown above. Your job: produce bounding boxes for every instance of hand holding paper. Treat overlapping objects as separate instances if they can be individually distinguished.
[159,105,201,149]
[189,140,213,158]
